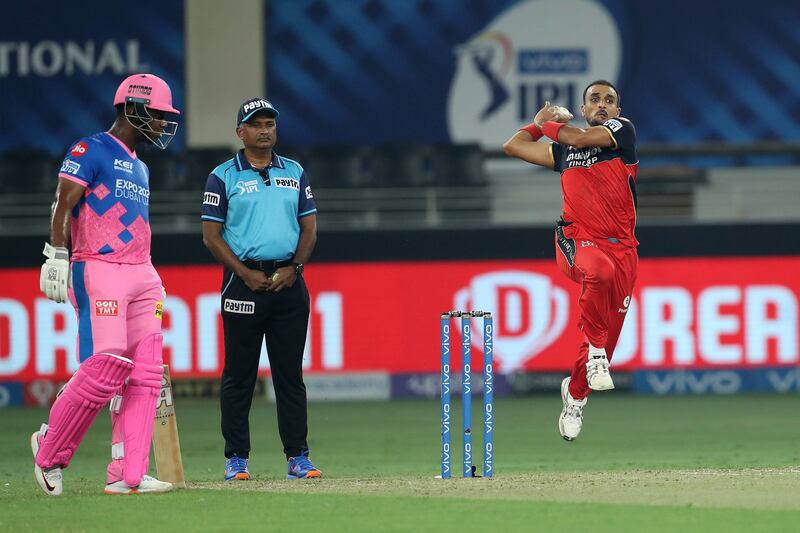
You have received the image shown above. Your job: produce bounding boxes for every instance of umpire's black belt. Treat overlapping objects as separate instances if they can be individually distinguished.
[243,259,293,272]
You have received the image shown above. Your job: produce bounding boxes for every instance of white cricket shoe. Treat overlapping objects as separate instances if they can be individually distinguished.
[31,424,63,496]
[559,377,587,441]
[586,355,614,391]
[104,475,174,495]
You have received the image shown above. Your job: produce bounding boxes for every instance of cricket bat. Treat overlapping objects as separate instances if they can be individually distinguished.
[153,364,186,488]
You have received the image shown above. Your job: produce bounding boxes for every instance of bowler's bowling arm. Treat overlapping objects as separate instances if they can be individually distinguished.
[551,124,617,149]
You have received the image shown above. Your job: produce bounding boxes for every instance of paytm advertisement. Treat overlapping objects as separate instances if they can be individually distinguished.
[1,257,798,387]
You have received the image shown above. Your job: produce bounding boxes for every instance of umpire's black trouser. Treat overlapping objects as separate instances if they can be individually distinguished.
[219,264,310,460]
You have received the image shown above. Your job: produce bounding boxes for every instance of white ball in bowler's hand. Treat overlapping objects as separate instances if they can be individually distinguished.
[551,106,573,122]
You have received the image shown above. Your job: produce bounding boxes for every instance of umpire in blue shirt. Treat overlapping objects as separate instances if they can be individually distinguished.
[201,98,322,480]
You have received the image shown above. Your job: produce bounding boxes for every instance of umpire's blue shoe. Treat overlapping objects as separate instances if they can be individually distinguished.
[287,453,322,479]
[224,454,251,480]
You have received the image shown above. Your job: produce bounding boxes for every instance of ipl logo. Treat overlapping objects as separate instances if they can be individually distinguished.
[235,180,259,195]
[447,0,622,147]
[453,31,513,122]
[454,271,569,370]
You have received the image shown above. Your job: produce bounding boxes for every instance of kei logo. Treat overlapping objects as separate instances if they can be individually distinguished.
[454,271,568,370]
[114,159,134,173]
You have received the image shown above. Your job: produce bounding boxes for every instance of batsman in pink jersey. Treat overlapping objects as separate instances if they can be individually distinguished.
[33,74,180,496]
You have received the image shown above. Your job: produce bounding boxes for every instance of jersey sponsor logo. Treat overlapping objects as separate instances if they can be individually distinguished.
[565,146,602,168]
[235,179,259,195]
[60,160,81,175]
[114,159,134,174]
[203,192,220,206]
[305,186,313,199]
[274,177,300,190]
[223,299,255,314]
[618,294,631,313]
[115,178,149,205]
[70,142,88,157]
[604,119,623,132]
[155,301,163,319]
[95,300,119,317]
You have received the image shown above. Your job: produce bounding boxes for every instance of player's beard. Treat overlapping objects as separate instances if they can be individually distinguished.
[587,111,608,126]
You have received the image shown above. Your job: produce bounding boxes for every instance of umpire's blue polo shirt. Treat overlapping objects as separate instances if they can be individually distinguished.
[201,150,317,261]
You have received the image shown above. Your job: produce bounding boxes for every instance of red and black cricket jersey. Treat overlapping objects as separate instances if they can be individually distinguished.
[551,117,639,247]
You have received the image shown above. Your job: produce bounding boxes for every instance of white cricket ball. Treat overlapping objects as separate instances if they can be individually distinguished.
[551,106,573,121]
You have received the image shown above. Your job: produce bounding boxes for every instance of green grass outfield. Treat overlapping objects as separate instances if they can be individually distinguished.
[1,393,799,532]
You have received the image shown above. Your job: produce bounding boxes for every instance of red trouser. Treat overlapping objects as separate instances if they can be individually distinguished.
[554,227,638,400]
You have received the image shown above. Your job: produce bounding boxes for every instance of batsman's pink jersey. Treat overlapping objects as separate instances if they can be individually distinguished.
[58,132,152,264]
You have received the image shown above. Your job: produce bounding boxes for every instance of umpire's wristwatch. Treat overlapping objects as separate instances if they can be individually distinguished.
[293,262,304,276]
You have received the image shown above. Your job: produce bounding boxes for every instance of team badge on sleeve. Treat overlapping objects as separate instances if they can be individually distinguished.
[305,186,313,199]
[60,160,81,175]
[603,119,623,132]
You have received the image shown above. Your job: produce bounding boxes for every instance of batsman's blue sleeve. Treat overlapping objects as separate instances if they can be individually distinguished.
[58,137,100,187]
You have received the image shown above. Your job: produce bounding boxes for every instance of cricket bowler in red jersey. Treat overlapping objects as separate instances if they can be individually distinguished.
[503,80,638,442]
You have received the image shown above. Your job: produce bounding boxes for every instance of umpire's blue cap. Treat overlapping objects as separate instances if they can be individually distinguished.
[237,97,280,125]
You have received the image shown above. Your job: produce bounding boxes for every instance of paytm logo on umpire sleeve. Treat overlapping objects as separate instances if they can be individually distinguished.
[224,299,255,314]
[203,192,220,206]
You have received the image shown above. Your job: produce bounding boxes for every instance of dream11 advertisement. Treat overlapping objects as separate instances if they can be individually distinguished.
[1,256,798,391]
